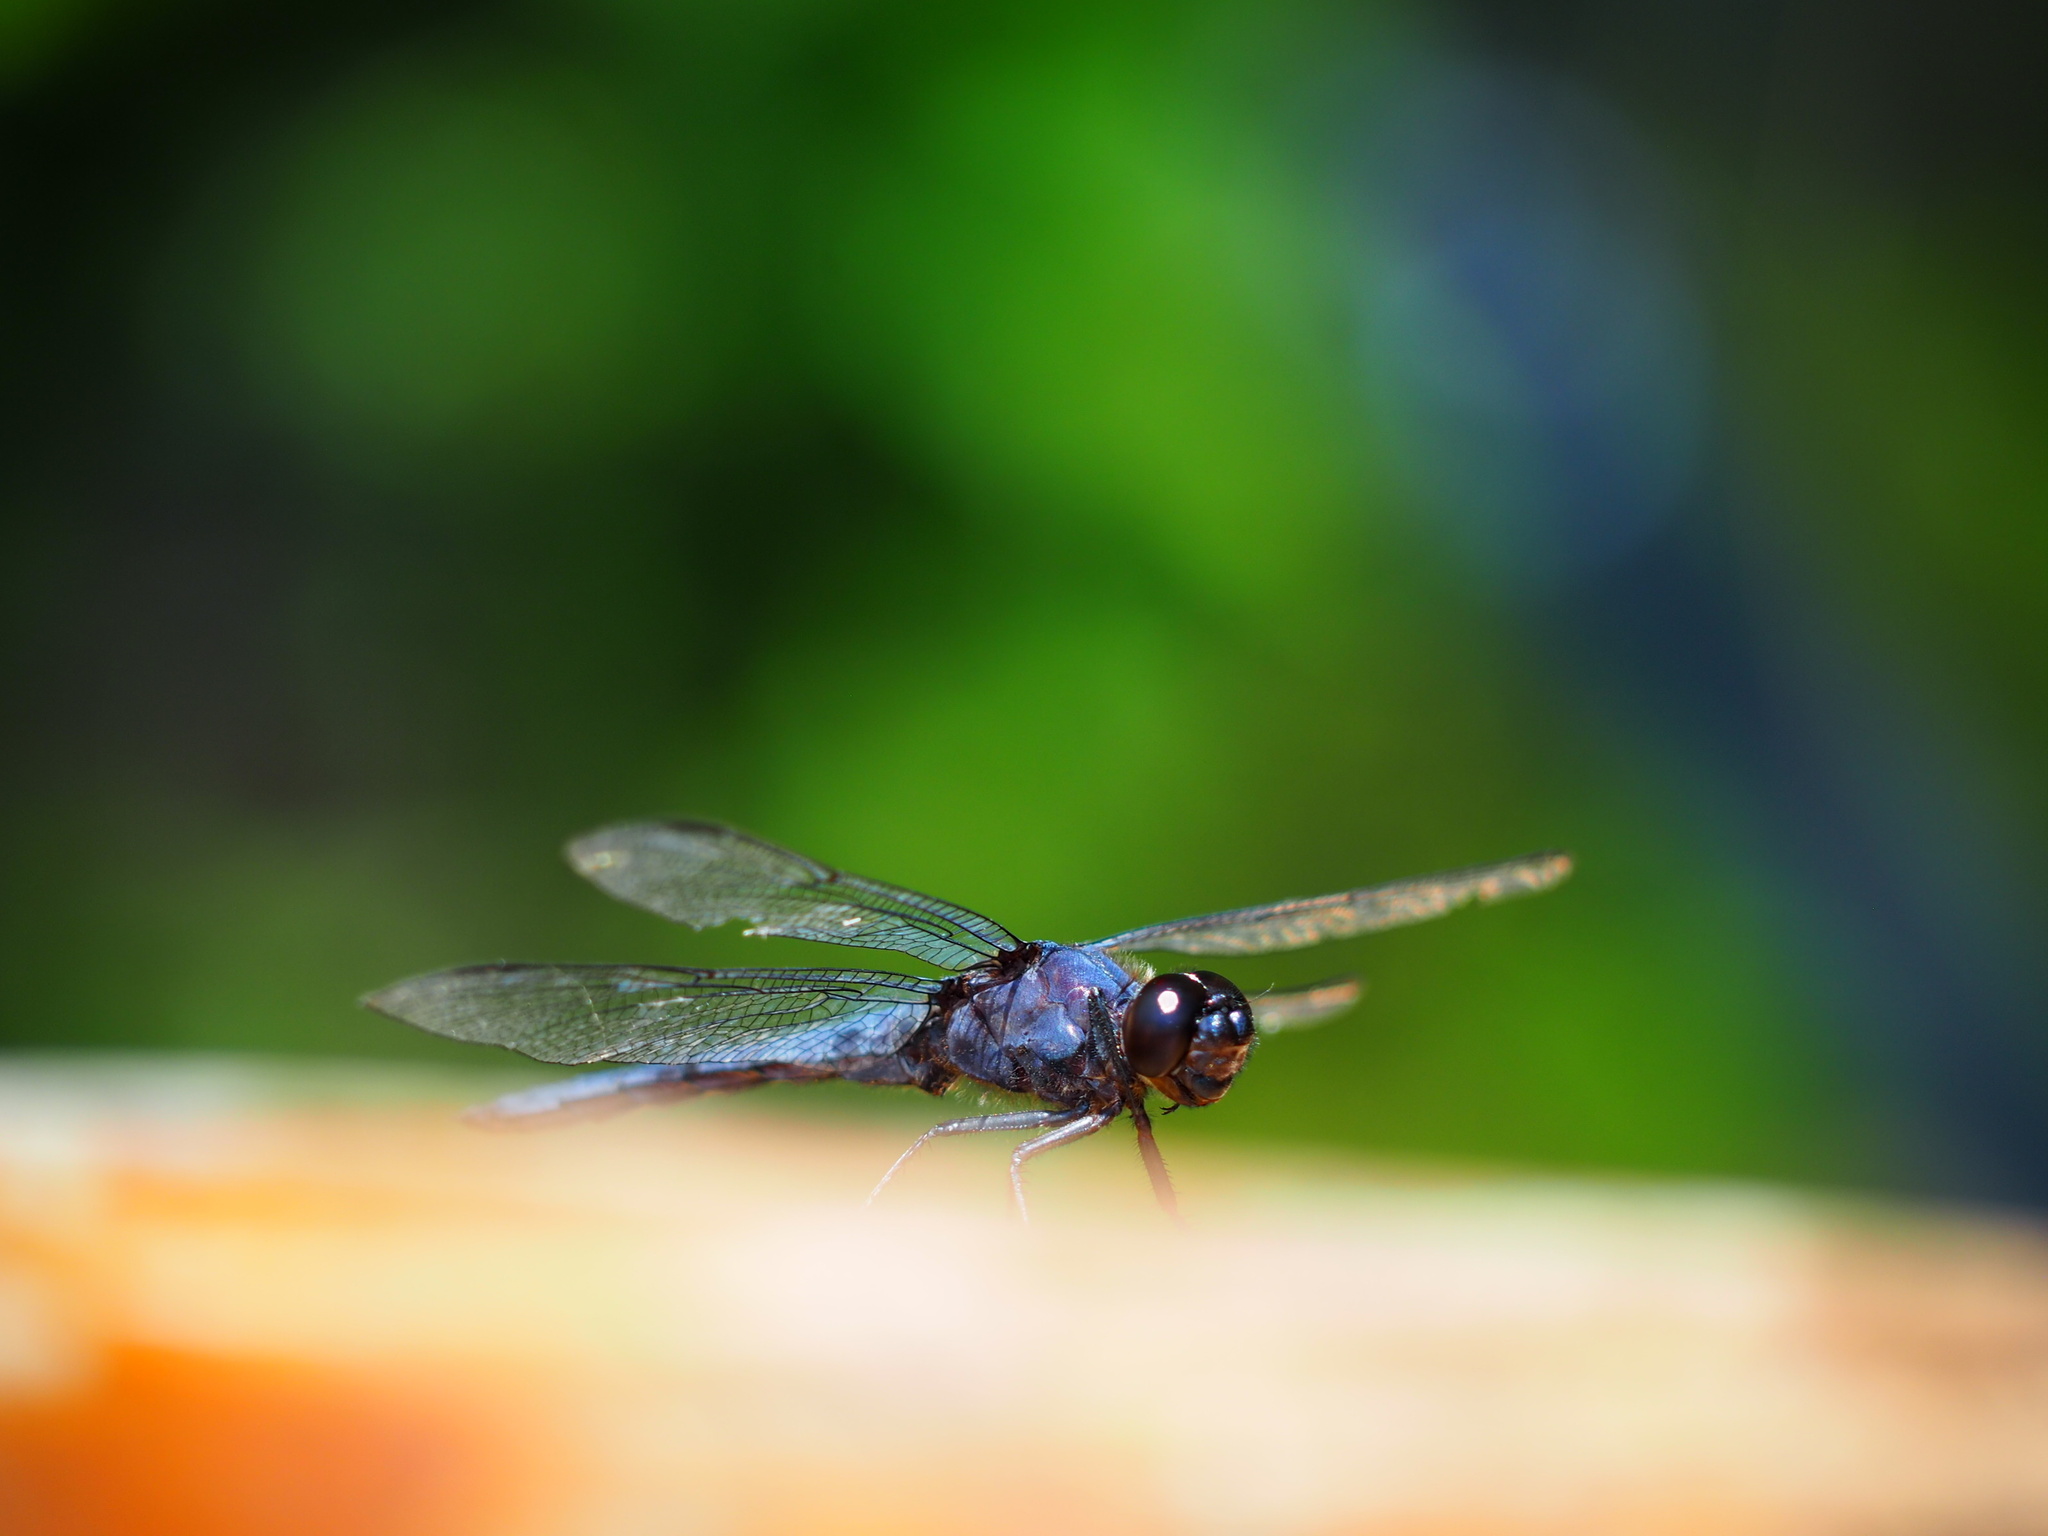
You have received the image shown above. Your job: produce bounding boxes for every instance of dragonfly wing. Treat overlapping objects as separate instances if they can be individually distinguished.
[567,821,1018,972]
[466,1062,835,1128]
[1253,976,1363,1033]
[1092,851,1572,956]
[363,964,940,1066]
[467,1065,719,1126]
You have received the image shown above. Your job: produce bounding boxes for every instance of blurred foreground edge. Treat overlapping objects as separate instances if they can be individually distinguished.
[1,1056,2046,1536]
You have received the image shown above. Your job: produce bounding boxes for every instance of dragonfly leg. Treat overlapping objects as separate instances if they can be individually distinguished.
[866,1109,1080,1207]
[1009,1107,1117,1223]
[1128,1101,1182,1224]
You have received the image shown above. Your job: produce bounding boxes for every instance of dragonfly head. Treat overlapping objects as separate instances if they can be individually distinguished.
[1120,970,1254,1108]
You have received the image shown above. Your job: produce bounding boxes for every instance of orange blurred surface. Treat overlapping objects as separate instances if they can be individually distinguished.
[2,1057,2047,1536]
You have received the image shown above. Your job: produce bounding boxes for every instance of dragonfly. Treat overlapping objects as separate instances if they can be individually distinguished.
[364,822,1571,1218]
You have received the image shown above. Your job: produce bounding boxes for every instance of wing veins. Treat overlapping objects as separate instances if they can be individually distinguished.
[1091,851,1572,956]
[570,822,1017,972]
[363,962,941,1068]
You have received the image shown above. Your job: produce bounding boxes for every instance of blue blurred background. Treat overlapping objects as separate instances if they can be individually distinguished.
[1,0,2042,1203]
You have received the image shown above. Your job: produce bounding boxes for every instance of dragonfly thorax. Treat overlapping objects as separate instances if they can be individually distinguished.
[935,943,1138,1111]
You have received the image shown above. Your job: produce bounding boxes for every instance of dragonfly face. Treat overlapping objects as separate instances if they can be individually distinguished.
[1121,971,1255,1108]
[363,821,1572,1219]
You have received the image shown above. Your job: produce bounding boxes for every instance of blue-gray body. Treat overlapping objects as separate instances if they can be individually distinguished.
[477,942,1147,1123]
[365,817,1561,1214]
[931,943,1143,1110]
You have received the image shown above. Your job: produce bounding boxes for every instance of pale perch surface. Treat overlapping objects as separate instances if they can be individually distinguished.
[1,1058,2046,1536]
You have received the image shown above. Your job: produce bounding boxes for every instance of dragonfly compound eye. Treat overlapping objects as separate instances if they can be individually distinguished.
[1122,973,1204,1079]
[1140,971,1255,1108]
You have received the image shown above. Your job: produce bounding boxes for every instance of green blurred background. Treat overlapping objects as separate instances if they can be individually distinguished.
[1,0,2042,1201]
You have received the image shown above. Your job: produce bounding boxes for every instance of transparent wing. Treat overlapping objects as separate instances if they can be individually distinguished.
[362,964,939,1066]
[567,821,1018,973]
[465,1063,834,1129]
[1254,977,1364,1033]
[1092,851,1572,956]
[467,1065,713,1126]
